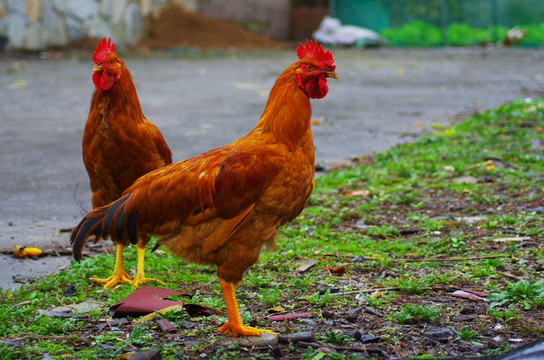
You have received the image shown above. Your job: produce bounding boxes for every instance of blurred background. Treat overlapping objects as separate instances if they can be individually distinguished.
[1,0,543,52]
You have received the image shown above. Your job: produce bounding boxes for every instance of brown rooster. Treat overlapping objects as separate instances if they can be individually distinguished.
[71,40,336,336]
[82,38,172,288]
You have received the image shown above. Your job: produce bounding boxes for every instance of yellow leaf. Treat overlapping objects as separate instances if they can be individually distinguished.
[13,245,42,258]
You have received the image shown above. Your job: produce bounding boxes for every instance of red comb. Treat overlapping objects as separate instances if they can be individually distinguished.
[92,37,115,64]
[297,39,335,67]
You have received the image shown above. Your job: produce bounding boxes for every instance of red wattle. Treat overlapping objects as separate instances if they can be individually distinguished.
[92,70,114,91]
[306,77,328,99]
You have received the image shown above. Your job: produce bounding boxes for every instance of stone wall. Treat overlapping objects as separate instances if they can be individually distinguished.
[0,0,197,51]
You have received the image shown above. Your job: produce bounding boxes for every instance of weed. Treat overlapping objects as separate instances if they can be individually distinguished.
[321,330,352,344]
[392,303,442,324]
[364,295,385,309]
[258,288,281,305]
[489,280,544,310]
[456,326,479,340]
[306,290,333,308]
[2,97,544,359]
[395,277,430,295]
[489,308,520,323]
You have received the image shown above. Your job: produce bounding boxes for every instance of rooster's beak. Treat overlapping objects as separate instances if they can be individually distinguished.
[93,65,103,72]
[325,71,338,79]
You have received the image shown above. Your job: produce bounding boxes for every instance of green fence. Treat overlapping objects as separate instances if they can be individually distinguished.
[330,0,544,46]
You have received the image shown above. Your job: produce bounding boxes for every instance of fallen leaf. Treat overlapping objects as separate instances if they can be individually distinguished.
[268,306,286,314]
[297,259,319,272]
[13,245,42,258]
[323,265,347,275]
[348,190,371,197]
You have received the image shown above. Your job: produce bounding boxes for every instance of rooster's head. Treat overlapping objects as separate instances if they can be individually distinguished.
[92,37,122,91]
[294,39,337,99]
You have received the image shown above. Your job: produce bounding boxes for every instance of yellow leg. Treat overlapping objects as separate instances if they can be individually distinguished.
[129,245,164,288]
[90,244,132,288]
[217,278,277,337]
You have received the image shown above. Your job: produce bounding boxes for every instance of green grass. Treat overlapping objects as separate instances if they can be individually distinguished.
[1,98,544,359]
[392,303,442,324]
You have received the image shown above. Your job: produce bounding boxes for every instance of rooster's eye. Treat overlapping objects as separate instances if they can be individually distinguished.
[110,60,115,64]
[306,65,314,70]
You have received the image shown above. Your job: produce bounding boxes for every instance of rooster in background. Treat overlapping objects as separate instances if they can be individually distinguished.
[71,40,337,336]
[81,38,172,288]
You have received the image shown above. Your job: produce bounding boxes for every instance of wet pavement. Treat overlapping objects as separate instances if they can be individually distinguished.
[1,47,543,289]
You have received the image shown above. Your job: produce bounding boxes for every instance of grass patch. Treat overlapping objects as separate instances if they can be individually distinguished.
[1,98,544,359]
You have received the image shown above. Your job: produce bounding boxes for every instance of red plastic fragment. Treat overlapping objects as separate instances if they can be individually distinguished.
[267,312,311,321]
[108,285,214,318]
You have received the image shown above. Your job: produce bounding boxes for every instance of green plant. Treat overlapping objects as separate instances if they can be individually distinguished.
[395,277,430,295]
[456,325,479,340]
[489,308,520,323]
[129,325,154,346]
[381,21,443,46]
[321,330,352,344]
[489,280,544,310]
[259,288,281,305]
[392,303,442,324]
[306,290,333,308]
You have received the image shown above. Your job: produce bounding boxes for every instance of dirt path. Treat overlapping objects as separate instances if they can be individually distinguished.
[1,47,543,289]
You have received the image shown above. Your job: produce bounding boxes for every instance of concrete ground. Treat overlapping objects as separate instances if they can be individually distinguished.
[1,47,543,289]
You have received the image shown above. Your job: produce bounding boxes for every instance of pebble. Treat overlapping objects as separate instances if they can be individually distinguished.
[129,350,161,360]
[222,332,278,347]
[278,331,315,344]
[423,327,455,343]
[460,305,476,314]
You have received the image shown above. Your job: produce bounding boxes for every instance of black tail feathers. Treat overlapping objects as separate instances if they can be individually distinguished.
[70,194,137,262]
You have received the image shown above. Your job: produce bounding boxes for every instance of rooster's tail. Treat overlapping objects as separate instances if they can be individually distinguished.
[70,194,138,262]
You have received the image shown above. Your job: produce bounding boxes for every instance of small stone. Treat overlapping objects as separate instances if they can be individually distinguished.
[271,346,283,358]
[49,300,102,314]
[460,305,475,315]
[129,350,161,360]
[222,332,278,348]
[452,176,478,184]
[354,330,380,344]
[424,327,455,343]
[353,220,370,230]
[318,347,337,354]
[351,255,367,262]
[452,315,476,322]
[525,206,544,213]
[278,331,315,344]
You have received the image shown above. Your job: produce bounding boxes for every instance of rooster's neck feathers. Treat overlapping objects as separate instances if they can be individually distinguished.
[92,66,144,122]
[253,62,311,151]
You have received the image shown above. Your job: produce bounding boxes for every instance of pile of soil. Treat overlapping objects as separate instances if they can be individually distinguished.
[139,5,286,50]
